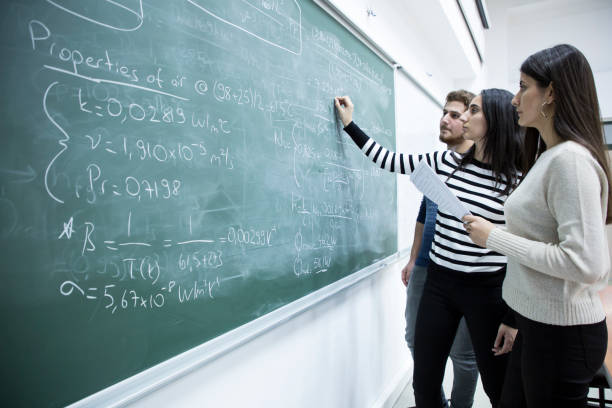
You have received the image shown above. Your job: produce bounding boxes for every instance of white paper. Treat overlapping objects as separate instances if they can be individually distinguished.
[410,160,471,221]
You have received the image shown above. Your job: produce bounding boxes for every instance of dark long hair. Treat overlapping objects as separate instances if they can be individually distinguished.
[453,88,523,196]
[520,44,612,222]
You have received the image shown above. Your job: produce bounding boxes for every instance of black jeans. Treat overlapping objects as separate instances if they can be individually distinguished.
[500,311,607,408]
[413,262,509,408]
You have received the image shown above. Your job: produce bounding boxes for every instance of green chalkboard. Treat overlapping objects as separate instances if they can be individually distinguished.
[0,1,396,406]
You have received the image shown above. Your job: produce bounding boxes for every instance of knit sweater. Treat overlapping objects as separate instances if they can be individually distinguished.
[487,141,610,326]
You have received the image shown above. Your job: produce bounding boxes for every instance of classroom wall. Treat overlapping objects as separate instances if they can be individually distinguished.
[329,0,484,104]
[109,1,484,407]
[484,0,612,117]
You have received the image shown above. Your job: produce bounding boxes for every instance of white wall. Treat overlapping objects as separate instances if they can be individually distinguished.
[326,0,485,102]
[396,70,445,251]
[110,1,483,407]
[484,0,612,117]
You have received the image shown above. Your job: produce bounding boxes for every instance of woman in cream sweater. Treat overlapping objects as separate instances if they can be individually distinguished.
[464,44,612,407]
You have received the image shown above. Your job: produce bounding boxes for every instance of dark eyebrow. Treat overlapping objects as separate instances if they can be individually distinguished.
[469,104,480,110]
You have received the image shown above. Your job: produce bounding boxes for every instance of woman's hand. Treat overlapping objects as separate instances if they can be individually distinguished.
[462,214,495,248]
[492,323,518,356]
[334,96,354,127]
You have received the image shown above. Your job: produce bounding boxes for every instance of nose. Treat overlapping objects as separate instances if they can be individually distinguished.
[511,93,519,107]
[459,111,468,123]
[440,113,450,125]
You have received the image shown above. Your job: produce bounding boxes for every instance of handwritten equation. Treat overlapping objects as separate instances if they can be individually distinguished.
[12,0,393,317]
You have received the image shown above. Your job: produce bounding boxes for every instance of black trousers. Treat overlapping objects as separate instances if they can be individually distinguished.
[413,262,509,408]
[500,311,607,408]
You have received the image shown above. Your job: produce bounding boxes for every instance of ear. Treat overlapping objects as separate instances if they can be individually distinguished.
[544,82,555,104]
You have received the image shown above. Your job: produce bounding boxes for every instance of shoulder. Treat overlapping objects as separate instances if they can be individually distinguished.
[438,150,461,165]
[545,142,603,174]
[540,141,607,190]
[445,150,461,160]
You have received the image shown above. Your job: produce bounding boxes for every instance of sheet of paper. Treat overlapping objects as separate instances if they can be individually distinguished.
[410,160,471,221]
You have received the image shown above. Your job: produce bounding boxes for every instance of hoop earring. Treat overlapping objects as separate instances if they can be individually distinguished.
[539,101,549,119]
[540,101,552,119]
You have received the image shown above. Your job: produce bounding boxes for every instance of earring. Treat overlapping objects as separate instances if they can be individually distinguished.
[540,101,549,119]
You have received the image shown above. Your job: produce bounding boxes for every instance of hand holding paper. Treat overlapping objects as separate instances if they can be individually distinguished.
[410,160,471,221]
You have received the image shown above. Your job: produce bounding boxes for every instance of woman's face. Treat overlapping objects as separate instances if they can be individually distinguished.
[460,95,487,144]
[512,72,547,128]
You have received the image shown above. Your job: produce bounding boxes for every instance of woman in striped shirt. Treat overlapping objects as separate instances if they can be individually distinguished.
[334,89,523,408]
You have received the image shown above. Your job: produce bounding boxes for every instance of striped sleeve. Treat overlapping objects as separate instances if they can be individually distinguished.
[344,121,440,175]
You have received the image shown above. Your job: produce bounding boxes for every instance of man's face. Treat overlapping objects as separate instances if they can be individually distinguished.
[439,100,467,146]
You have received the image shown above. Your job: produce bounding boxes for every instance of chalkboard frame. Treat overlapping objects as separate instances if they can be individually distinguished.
[37,1,406,406]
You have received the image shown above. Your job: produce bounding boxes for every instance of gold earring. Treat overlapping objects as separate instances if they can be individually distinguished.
[540,101,549,119]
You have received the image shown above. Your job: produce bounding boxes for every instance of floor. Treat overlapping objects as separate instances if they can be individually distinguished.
[391,359,612,408]
[392,359,489,408]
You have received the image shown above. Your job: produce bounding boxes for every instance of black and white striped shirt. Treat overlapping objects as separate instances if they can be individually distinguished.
[345,122,513,273]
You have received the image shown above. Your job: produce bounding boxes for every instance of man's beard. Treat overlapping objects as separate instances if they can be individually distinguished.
[439,130,463,145]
